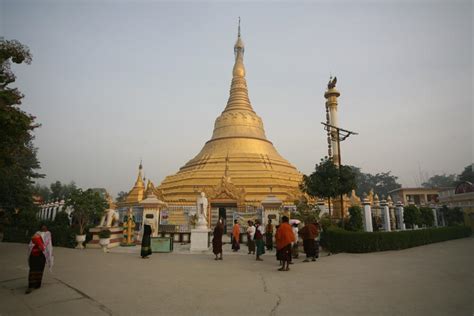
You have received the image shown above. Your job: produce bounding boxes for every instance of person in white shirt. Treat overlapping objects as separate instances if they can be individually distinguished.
[246,221,256,255]
[292,223,299,259]
[254,219,266,261]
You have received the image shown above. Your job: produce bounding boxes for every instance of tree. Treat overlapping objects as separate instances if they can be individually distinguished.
[419,207,435,227]
[403,205,421,229]
[49,180,77,200]
[0,39,42,212]
[346,206,364,231]
[32,183,51,201]
[293,198,320,224]
[65,188,108,235]
[301,157,356,217]
[440,206,464,226]
[422,174,456,188]
[349,166,401,198]
[457,164,474,184]
[116,191,128,203]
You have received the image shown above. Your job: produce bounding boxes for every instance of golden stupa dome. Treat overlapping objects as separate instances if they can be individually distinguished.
[158,24,302,204]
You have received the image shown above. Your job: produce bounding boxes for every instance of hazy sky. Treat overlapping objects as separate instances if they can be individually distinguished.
[1,0,472,196]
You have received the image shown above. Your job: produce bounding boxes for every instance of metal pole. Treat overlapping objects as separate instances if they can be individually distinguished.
[337,131,344,228]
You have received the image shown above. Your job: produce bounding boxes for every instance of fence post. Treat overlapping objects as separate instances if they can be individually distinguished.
[362,193,373,232]
[396,201,405,230]
[381,197,391,232]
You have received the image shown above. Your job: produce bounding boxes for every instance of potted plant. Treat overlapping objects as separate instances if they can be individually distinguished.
[98,229,111,252]
[65,188,108,249]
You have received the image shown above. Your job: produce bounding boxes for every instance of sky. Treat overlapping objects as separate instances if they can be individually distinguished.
[1,0,472,196]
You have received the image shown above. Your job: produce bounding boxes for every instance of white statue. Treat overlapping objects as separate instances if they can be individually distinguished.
[99,208,120,227]
[195,192,208,229]
[98,194,120,228]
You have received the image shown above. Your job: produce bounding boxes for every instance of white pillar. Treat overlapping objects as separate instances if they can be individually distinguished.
[362,198,373,232]
[396,202,406,230]
[432,207,438,227]
[381,200,391,232]
[317,199,327,216]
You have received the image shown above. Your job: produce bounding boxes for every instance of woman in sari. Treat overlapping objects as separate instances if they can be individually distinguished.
[212,218,224,260]
[141,221,153,259]
[26,224,53,294]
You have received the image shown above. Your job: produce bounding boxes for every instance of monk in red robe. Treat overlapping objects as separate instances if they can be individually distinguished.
[275,216,295,271]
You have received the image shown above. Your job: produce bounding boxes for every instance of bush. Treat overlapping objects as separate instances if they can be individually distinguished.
[404,205,421,228]
[441,206,464,226]
[419,207,435,227]
[325,225,472,253]
[98,229,111,239]
[3,209,40,243]
[346,206,364,231]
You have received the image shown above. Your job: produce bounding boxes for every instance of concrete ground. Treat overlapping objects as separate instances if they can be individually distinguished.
[0,238,472,316]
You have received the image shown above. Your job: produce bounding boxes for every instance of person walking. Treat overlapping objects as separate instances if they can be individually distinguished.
[275,216,295,271]
[212,218,224,260]
[299,220,318,262]
[26,224,53,294]
[246,221,256,255]
[141,220,153,259]
[254,219,265,261]
[265,219,274,251]
[231,219,240,252]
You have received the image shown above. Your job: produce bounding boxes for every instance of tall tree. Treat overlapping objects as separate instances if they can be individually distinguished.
[116,191,128,203]
[301,157,356,216]
[32,183,51,201]
[65,188,108,235]
[422,174,457,188]
[349,166,401,198]
[0,39,42,212]
[49,180,77,200]
[457,164,474,184]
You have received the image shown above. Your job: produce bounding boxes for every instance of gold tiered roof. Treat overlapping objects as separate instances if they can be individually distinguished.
[158,23,302,205]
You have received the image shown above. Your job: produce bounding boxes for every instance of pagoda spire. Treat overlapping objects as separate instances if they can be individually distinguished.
[224,18,253,113]
[135,160,144,187]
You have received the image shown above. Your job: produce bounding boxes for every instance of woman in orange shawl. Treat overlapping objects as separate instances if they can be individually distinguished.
[231,220,240,252]
[275,216,295,271]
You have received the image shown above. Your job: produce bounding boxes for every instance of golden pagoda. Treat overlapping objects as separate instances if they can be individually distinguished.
[120,162,163,207]
[158,21,302,206]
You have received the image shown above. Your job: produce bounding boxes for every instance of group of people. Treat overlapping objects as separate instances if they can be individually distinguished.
[212,216,321,271]
[24,217,319,295]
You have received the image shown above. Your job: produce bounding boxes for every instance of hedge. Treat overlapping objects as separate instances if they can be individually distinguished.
[323,226,472,253]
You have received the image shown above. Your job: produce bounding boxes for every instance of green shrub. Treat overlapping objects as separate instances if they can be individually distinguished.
[346,206,364,231]
[441,206,464,226]
[419,207,435,227]
[404,205,421,228]
[98,229,111,239]
[325,225,472,253]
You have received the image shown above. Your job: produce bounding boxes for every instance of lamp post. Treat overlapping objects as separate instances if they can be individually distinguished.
[321,122,358,227]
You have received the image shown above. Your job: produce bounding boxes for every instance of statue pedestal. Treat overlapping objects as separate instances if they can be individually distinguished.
[190,228,210,252]
[87,227,123,249]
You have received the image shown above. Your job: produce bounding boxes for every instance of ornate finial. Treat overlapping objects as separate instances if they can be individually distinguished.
[327,76,337,89]
[139,158,143,170]
[238,17,241,38]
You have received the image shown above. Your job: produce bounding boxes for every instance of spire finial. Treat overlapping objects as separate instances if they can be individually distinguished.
[238,17,241,38]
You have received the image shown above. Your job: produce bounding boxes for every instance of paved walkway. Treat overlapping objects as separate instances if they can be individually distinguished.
[0,237,472,316]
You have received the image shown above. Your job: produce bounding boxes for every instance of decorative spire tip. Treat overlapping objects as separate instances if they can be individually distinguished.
[238,17,241,38]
